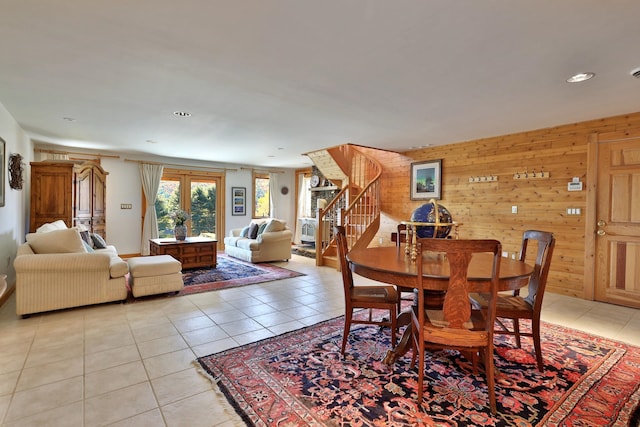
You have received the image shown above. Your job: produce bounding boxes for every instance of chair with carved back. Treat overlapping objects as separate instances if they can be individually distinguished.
[410,238,501,414]
[335,225,399,355]
[474,230,555,372]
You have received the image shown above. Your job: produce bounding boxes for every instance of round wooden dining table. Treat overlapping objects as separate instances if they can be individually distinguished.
[346,246,534,365]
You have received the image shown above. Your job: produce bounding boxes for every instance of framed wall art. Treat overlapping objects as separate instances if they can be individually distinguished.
[232,187,246,216]
[410,159,442,200]
[0,138,5,207]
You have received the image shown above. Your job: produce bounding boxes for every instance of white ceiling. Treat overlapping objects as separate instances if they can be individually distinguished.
[1,1,639,168]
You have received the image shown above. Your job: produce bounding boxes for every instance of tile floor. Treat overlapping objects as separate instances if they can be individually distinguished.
[0,254,638,426]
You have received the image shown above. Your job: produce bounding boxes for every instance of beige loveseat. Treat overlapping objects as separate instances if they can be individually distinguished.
[14,222,129,317]
[224,218,293,263]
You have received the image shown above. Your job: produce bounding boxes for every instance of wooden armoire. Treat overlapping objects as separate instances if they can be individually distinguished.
[29,161,108,238]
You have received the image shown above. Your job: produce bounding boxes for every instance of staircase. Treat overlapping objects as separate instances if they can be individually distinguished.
[305,144,382,268]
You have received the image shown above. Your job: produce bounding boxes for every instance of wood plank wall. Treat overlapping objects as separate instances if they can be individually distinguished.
[360,111,640,300]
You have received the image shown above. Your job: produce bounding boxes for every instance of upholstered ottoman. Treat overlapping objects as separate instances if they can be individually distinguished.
[128,255,184,297]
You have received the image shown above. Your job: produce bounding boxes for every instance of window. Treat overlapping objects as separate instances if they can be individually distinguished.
[253,173,270,218]
[154,169,223,239]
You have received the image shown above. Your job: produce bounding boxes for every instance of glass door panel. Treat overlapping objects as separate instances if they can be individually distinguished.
[156,178,181,238]
[190,180,217,237]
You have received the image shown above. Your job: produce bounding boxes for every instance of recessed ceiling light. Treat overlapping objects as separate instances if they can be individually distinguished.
[146,139,157,144]
[62,117,76,122]
[173,111,192,117]
[566,72,595,83]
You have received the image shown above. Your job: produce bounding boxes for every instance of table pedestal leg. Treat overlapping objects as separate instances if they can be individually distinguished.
[383,290,445,366]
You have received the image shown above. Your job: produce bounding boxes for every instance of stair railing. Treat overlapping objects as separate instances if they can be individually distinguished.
[316,146,382,261]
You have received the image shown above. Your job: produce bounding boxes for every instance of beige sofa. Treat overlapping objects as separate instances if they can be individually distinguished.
[224,218,293,263]
[14,223,129,317]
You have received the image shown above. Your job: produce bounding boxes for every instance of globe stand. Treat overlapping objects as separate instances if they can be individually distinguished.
[401,221,461,261]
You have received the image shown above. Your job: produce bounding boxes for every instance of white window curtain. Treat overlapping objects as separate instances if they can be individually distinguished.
[269,172,278,219]
[139,163,164,255]
[294,175,312,244]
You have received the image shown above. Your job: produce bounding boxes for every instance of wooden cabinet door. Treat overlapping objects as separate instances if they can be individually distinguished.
[73,165,93,225]
[29,163,73,232]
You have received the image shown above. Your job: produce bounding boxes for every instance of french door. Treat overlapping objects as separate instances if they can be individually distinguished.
[155,169,224,239]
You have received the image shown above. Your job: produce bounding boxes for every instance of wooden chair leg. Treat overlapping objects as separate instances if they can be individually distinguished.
[513,318,521,348]
[417,340,425,402]
[532,318,543,371]
[483,348,497,415]
[341,311,352,354]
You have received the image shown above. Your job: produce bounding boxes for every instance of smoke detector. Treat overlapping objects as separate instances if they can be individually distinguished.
[631,67,640,79]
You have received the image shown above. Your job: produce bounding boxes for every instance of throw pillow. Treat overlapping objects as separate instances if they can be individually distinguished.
[79,230,92,247]
[26,228,86,254]
[257,222,268,236]
[91,233,108,249]
[263,219,286,233]
[240,226,250,238]
[35,219,68,233]
[81,240,95,253]
[248,223,259,239]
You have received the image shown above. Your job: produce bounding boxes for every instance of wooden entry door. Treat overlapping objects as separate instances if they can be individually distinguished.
[593,135,640,308]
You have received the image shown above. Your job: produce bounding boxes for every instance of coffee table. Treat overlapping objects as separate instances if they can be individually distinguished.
[149,236,217,269]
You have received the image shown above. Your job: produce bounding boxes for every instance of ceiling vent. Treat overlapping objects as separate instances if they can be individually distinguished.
[631,67,640,79]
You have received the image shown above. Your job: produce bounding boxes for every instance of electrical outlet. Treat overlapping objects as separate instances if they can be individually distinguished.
[511,205,518,214]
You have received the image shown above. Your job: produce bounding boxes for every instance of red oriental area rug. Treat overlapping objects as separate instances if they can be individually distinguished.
[197,315,640,426]
[178,254,304,296]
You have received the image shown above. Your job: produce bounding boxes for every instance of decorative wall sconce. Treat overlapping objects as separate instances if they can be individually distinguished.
[9,153,24,190]
[468,175,498,183]
[513,169,550,180]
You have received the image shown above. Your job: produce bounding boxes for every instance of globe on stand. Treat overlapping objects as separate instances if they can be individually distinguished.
[410,200,453,238]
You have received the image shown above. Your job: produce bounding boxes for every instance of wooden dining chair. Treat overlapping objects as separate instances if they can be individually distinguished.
[475,230,556,372]
[410,238,501,414]
[335,225,399,355]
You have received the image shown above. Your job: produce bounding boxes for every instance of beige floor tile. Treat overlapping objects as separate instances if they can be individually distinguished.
[0,370,19,396]
[85,360,149,398]
[5,377,83,422]
[268,319,306,335]
[192,337,238,358]
[24,341,84,368]
[172,315,216,333]
[252,311,294,328]
[85,344,141,373]
[207,309,249,324]
[151,367,212,406]
[84,382,158,427]
[2,401,83,427]
[131,321,180,343]
[0,351,28,376]
[137,334,189,359]
[233,328,275,346]
[107,408,166,427]
[218,318,264,336]
[181,325,229,348]
[0,394,10,424]
[161,389,241,427]
[85,330,136,354]
[16,355,83,391]
[143,348,197,379]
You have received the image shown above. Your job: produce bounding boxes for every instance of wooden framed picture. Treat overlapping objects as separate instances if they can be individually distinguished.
[232,187,246,216]
[410,159,442,200]
[0,138,5,207]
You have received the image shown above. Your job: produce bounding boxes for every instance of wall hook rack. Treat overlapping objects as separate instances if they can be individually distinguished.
[513,169,550,180]
[468,175,498,183]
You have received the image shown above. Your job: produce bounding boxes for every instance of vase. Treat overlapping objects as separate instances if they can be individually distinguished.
[174,225,187,241]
